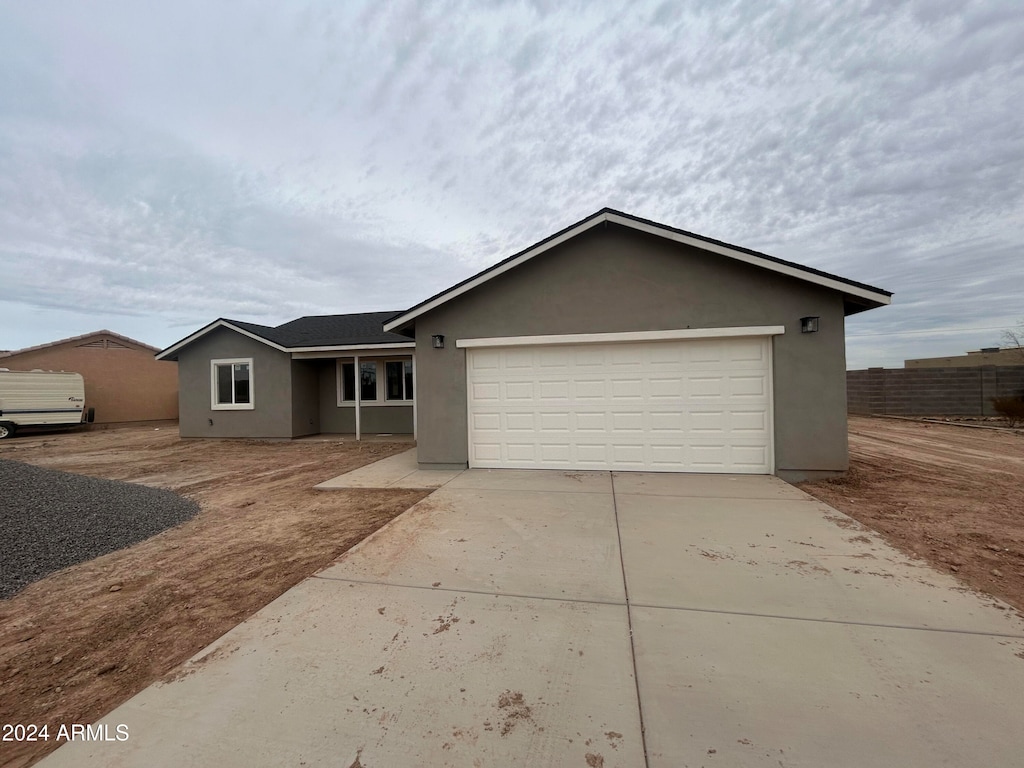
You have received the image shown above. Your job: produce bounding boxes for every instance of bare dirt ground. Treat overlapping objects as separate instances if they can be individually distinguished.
[0,426,427,768]
[801,415,1024,613]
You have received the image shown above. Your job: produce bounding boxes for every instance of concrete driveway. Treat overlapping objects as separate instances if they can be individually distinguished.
[42,466,1024,767]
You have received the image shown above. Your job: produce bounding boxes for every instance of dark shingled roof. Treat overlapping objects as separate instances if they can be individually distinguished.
[227,311,408,348]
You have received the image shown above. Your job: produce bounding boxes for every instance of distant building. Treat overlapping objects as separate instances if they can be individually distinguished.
[904,347,1024,368]
[0,330,177,424]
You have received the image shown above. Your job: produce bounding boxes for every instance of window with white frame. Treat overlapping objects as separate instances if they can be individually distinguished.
[340,362,356,402]
[360,361,377,401]
[385,359,414,401]
[337,358,413,405]
[211,358,254,410]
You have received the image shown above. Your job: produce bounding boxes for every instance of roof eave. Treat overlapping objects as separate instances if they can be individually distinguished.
[289,341,416,353]
[155,319,288,361]
[844,294,892,316]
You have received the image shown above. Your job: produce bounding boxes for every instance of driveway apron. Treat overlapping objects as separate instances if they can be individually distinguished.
[38,470,1024,767]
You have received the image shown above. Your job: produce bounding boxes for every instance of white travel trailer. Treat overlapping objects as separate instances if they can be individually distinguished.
[0,370,88,438]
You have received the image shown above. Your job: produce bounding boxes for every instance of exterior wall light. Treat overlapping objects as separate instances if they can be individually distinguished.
[431,334,445,349]
[800,316,820,333]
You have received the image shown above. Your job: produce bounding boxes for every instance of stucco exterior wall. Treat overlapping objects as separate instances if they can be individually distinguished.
[361,405,414,433]
[290,360,321,437]
[411,223,849,475]
[0,335,178,423]
[316,363,413,434]
[318,364,353,433]
[176,328,294,438]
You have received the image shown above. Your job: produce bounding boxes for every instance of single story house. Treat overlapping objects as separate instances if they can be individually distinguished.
[157,209,891,480]
[156,312,415,440]
[1,330,178,424]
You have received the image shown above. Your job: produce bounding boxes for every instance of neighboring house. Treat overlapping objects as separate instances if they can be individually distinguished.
[0,330,178,424]
[905,347,1024,368]
[158,209,892,480]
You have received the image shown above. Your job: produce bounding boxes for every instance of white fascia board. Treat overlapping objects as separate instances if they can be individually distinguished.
[155,320,288,360]
[384,212,890,332]
[291,343,415,359]
[382,216,608,332]
[456,326,786,349]
[603,213,892,306]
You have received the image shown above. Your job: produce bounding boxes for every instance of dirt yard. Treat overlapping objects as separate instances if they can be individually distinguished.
[801,416,1024,613]
[0,427,428,768]
[3,417,1022,766]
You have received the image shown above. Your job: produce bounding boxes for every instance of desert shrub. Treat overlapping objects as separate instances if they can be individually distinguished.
[991,396,1024,427]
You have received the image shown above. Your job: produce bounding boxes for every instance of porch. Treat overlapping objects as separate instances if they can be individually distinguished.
[291,347,416,441]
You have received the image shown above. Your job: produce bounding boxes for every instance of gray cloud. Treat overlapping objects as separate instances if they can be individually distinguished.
[0,0,1021,368]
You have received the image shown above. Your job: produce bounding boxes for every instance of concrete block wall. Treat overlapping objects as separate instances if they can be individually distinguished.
[847,366,1024,416]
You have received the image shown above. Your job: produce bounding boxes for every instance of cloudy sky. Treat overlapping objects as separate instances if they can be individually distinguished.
[2,0,1021,368]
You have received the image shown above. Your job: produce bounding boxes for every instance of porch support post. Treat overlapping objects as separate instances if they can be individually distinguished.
[411,353,417,441]
[354,353,361,441]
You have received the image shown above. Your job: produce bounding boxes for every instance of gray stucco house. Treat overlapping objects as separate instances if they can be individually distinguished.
[157,209,891,480]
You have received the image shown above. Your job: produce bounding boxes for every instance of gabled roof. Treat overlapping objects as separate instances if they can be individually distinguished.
[384,208,893,333]
[155,312,412,361]
[0,329,158,359]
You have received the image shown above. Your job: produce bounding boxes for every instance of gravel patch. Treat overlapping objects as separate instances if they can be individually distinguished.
[0,459,200,598]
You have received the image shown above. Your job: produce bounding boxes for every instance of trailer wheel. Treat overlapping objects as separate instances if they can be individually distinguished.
[0,423,15,439]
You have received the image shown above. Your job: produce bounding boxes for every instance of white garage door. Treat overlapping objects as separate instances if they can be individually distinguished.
[466,336,773,473]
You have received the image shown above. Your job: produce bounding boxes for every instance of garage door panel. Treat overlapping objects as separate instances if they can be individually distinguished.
[610,346,644,366]
[573,347,607,366]
[473,442,502,462]
[538,380,570,400]
[470,349,502,370]
[504,381,534,400]
[539,412,571,432]
[503,348,534,368]
[467,338,772,473]
[689,376,724,398]
[611,411,645,431]
[506,443,536,461]
[472,412,501,431]
[610,378,644,400]
[649,377,684,399]
[731,410,769,432]
[690,444,728,469]
[575,412,607,432]
[472,381,501,401]
[540,443,572,463]
[649,411,685,432]
[688,343,726,365]
[649,344,684,365]
[649,444,686,466]
[689,410,725,433]
[729,375,766,397]
[575,443,609,464]
[505,412,535,432]
[534,347,567,367]
[611,444,646,466]
[729,339,768,364]
[574,379,606,399]
[731,445,770,469]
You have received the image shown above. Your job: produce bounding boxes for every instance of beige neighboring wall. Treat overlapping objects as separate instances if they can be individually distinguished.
[0,331,178,424]
[905,348,1024,368]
